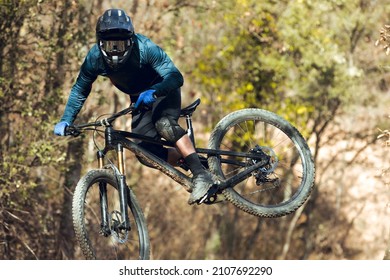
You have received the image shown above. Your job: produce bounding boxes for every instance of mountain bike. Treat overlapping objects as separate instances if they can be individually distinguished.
[65,98,315,260]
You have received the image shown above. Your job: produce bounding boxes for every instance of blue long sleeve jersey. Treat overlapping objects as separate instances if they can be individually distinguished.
[60,34,184,124]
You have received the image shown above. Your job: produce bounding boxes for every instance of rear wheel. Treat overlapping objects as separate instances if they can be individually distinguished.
[208,109,315,218]
[72,169,150,259]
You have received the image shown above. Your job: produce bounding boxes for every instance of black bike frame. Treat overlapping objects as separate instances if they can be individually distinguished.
[93,114,270,231]
[101,126,270,188]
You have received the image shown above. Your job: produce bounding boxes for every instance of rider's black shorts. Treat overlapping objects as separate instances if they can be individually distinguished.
[131,88,181,161]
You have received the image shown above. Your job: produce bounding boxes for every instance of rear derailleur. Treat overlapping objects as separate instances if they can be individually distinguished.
[247,145,279,186]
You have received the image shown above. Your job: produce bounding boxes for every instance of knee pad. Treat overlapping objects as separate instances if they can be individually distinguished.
[155,116,186,143]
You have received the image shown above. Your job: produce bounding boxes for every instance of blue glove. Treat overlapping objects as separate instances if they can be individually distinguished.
[54,121,69,136]
[134,89,157,109]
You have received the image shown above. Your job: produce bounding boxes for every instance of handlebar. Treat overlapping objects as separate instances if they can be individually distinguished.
[64,105,136,137]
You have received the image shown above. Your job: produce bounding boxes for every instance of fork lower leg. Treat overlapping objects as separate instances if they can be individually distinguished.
[117,144,130,230]
[97,151,110,235]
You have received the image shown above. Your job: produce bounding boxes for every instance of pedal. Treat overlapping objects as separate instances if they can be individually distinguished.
[198,194,208,204]
[197,184,220,205]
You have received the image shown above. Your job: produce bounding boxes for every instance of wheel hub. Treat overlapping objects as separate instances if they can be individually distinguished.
[109,210,129,244]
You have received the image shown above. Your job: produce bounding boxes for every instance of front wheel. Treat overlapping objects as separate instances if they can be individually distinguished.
[72,169,150,259]
[208,109,315,218]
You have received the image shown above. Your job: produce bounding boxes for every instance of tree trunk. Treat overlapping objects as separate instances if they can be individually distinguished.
[56,139,84,259]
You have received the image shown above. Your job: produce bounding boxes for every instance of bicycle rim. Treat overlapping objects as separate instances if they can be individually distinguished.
[72,169,150,259]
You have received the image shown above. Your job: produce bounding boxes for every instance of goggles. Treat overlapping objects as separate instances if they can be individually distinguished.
[100,39,131,56]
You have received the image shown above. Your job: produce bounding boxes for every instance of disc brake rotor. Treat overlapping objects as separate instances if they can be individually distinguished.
[109,210,128,244]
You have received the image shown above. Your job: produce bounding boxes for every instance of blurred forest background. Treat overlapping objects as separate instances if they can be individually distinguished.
[1,0,390,260]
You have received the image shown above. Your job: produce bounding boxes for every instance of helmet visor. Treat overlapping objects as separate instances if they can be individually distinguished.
[101,39,131,56]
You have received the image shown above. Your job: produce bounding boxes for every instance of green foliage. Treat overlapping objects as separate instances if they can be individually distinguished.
[189,1,286,109]
[187,0,384,135]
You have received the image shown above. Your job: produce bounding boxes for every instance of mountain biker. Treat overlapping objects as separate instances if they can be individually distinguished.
[54,8,213,204]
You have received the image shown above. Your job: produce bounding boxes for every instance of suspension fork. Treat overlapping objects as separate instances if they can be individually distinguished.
[97,150,110,235]
[116,143,131,230]
[97,143,131,233]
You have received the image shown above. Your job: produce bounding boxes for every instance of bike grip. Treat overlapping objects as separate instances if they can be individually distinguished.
[64,125,71,136]
[64,125,80,137]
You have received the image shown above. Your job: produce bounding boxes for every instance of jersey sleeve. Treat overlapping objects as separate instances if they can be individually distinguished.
[60,47,100,124]
[144,40,184,97]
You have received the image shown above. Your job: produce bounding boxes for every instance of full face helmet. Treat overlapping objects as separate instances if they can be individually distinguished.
[96,9,134,70]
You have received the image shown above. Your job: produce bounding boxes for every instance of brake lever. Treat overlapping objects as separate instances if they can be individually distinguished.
[131,104,151,115]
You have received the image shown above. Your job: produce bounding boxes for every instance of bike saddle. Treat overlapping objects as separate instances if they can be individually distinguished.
[180,98,201,117]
